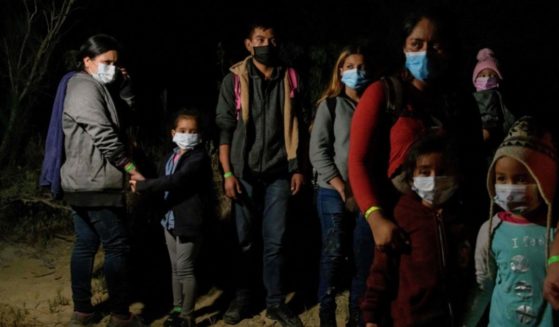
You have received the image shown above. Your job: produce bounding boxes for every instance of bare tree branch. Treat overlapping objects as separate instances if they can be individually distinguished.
[16,0,38,72]
[3,39,15,91]
[0,0,77,165]
[17,0,76,102]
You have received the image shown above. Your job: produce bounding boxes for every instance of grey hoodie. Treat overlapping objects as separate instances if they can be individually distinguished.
[60,72,129,206]
[309,96,355,189]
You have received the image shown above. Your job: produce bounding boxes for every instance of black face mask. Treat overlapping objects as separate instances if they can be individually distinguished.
[253,45,279,66]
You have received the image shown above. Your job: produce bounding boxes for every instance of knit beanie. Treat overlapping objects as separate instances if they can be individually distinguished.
[472,48,503,84]
[487,116,557,206]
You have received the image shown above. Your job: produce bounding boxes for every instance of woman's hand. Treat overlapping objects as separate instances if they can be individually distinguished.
[129,180,137,192]
[328,176,346,202]
[224,175,242,200]
[368,212,408,251]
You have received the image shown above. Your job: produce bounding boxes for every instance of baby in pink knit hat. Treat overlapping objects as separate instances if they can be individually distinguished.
[472,48,516,164]
[472,48,503,92]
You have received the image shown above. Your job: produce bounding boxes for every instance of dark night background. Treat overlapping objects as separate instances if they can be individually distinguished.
[6,0,559,153]
[1,0,559,323]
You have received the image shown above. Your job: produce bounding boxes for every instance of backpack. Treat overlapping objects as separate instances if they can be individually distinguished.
[233,67,299,120]
[310,75,404,188]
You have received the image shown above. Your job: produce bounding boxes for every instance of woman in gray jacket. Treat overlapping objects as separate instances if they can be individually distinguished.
[62,34,146,327]
[309,45,374,327]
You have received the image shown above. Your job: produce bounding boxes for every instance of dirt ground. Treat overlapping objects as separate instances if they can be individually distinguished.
[0,235,351,327]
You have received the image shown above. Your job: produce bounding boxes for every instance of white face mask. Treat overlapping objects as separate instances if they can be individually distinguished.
[412,176,458,206]
[92,63,116,84]
[494,184,541,214]
[172,132,200,150]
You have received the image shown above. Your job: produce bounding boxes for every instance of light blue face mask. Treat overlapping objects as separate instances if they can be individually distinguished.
[405,51,429,81]
[341,68,370,91]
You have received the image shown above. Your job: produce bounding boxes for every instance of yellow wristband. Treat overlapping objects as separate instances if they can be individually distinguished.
[223,172,234,178]
[364,206,382,220]
[548,255,559,266]
[124,162,136,173]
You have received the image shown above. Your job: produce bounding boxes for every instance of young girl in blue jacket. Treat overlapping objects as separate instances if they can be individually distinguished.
[130,110,212,327]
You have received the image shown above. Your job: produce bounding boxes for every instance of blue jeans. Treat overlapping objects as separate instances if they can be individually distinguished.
[316,187,374,314]
[233,176,290,306]
[71,207,130,315]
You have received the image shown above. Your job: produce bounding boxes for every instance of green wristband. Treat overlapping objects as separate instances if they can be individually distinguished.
[364,206,382,220]
[124,162,136,173]
[223,172,234,178]
[548,255,559,266]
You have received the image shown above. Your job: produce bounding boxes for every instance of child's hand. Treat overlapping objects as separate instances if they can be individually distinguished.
[130,171,145,181]
[544,262,559,309]
[129,180,137,192]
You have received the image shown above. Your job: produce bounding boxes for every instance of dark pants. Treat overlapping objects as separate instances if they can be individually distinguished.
[316,187,374,314]
[233,176,290,306]
[71,207,130,315]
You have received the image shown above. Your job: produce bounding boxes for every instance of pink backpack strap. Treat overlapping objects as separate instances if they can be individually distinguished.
[287,67,298,98]
[233,74,242,119]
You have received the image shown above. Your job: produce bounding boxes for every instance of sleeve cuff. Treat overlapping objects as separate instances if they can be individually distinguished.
[135,180,149,192]
[288,158,299,173]
[114,156,131,169]
[219,130,233,145]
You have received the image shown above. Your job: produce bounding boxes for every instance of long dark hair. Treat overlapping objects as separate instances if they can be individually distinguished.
[400,7,454,52]
[391,5,458,83]
[74,34,121,71]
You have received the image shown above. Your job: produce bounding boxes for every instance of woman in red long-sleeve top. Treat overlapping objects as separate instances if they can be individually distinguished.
[348,6,485,285]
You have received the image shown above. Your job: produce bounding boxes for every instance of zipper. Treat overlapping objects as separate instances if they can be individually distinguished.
[435,210,455,326]
[436,211,447,269]
[258,82,268,175]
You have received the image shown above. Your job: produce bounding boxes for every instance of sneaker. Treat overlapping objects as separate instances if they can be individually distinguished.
[223,298,252,325]
[69,311,101,327]
[164,307,182,327]
[266,303,303,327]
[165,312,195,327]
[107,313,148,327]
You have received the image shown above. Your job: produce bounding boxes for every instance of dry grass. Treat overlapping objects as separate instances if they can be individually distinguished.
[0,303,30,327]
[47,290,70,314]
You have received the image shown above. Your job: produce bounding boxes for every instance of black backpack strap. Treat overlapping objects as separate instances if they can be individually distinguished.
[381,75,404,124]
[326,96,337,121]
